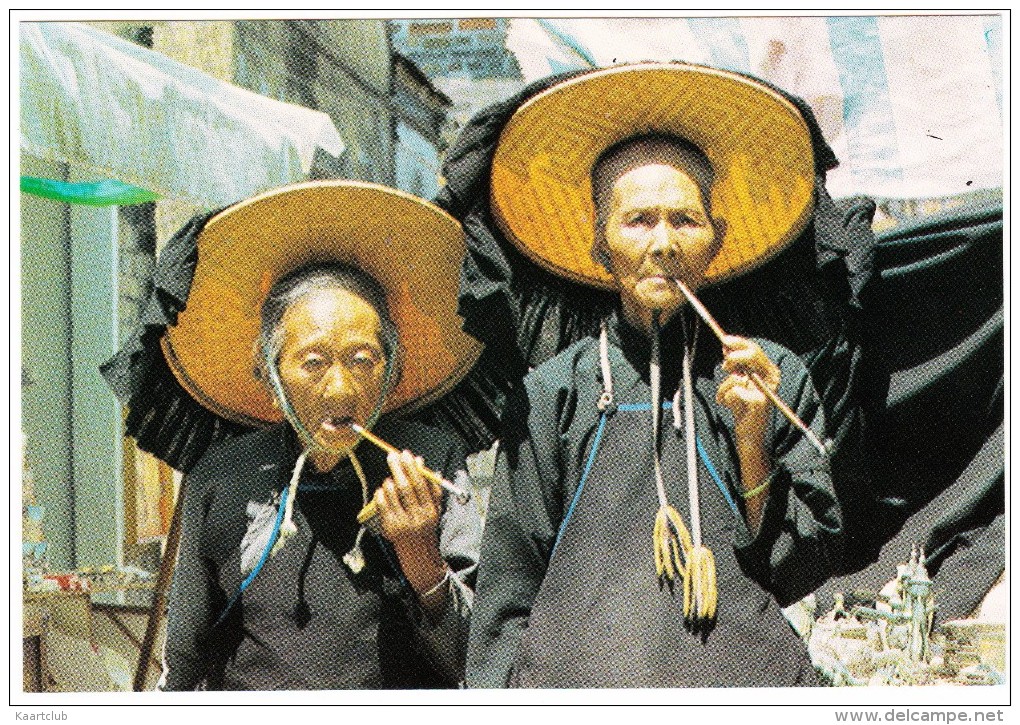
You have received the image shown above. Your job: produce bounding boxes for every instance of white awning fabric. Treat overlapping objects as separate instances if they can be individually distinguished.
[506,16,1003,200]
[20,22,346,208]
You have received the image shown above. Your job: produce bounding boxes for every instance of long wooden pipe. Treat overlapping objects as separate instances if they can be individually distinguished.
[673,278,832,458]
[351,424,471,525]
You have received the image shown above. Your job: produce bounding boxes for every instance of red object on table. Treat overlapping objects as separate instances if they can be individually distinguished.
[44,573,89,592]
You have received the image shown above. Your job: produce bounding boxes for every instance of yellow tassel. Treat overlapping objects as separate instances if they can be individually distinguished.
[685,545,718,623]
[653,513,666,578]
[653,506,692,584]
[703,547,718,619]
[652,507,718,623]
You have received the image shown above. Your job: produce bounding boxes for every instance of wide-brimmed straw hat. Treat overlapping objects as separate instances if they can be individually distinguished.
[161,180,483,427]
[490,63,816,290]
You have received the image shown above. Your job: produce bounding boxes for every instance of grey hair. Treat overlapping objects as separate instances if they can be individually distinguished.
[256,262,403,389]
[590,133,716,271]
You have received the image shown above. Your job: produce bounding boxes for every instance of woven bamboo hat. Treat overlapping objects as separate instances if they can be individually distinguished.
[490,63,816,290]
[161,181,483,427]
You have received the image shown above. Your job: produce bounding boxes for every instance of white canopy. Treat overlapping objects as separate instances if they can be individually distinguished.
[507,16,1003,201]
[20,22,346,208]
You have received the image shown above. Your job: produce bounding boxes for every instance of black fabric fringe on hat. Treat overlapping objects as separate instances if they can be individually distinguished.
[99,64,1003,618]
[429,68,868,455]
[98,66,847,470]
[100,209,256,472]
[427,69,887,575]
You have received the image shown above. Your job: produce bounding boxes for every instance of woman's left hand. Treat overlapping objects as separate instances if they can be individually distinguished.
[715,335,781,450]
[375,450,449,608]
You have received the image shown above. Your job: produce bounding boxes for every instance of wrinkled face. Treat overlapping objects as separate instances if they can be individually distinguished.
[601,162,722,322]
[275,288,388,454]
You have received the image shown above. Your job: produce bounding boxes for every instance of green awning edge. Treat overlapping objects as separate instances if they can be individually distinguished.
[20,176,161,206]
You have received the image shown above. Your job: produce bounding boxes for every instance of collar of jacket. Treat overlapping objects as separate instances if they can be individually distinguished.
[606,305,719,389]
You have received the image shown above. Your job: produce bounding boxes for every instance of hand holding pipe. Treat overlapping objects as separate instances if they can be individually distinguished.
[672,279,832,458]
[351,424,471,525]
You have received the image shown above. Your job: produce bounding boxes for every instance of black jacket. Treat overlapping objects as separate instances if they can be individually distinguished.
[161,418,481,690]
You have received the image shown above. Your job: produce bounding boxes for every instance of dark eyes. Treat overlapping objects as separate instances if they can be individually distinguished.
[301,354,327,372]
[300,350,382,374]
[627,212,657,227]
[669,212,699,228]
[624,211,700,228]
[351,350,381,370]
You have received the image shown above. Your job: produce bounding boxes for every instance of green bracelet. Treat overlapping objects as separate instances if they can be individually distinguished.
[741,470,777,499]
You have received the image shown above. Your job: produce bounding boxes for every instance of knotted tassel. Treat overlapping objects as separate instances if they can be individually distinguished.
[649,313,694,589]
[681,316,717,623]
[653,504,693,581]
[683,545,717,621]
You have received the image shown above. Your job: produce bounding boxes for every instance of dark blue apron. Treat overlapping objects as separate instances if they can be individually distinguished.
[511,400,820,688]
[212,479,450,690]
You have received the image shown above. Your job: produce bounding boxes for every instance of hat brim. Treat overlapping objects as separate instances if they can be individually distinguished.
[162,181,483,427]
[490,63,816,290]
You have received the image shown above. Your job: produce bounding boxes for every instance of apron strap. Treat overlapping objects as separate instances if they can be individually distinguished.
[581,400,745,520]
[556,325,739,558]
[696,435,740,521]
[552,411,608,556]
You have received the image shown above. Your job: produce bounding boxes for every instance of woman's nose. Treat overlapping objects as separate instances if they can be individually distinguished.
[648,222,674,257]
[321,364,353,399]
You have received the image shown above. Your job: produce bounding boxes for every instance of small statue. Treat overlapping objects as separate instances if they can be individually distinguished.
[903,547,934,662]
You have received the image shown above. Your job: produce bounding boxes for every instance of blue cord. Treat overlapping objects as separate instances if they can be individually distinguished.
[552,412,607,555]
[616,402,668,412]
[696,437,740,520]
[552,402,742,553]
[213,345,397,630]
[618,402,740,517]
[214,486,290,627]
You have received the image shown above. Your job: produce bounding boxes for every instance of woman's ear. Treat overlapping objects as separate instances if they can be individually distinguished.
[710,216,727,254]
[254,364,282,410]
[591,226,614,272]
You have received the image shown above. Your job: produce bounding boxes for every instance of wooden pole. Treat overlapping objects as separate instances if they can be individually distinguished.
[132,479,187,691]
